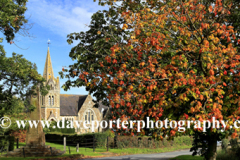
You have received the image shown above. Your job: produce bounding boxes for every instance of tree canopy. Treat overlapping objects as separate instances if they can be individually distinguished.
[61,0,240,160]
[0,0,49,135]
[0,0,29,43]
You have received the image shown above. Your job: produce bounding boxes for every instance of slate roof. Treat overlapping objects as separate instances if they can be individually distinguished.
[97,101,109,117]
[60,94,88,116]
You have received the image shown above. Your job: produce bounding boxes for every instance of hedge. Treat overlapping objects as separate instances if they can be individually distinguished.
[45,131,111,148]
[108,135,192,149]
[46,131,192,149]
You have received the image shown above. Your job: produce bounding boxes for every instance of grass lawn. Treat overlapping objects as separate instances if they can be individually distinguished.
[0,142,192,159]
[170,155,204,160]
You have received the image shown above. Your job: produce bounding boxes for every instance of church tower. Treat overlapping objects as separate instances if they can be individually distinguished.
[40,47,60,121]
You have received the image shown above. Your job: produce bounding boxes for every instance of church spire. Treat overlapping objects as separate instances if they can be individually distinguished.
[43,47,54,81]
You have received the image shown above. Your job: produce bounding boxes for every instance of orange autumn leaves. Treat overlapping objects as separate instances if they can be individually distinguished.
[79,0,240,137]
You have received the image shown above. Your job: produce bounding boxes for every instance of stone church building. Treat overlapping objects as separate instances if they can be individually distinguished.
[39,47,108,134]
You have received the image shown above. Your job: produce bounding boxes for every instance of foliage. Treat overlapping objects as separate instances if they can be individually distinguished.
[104,129,115,138]
[0,0,29,43]
[0,135,15,151]
[216,149,239,160]
[45,132,109,148]
[221,139,229,152]
[9,129,27,143]
[61,0,240,160]
[110,135,192,149]
[43,120,75,134]
[0,44,49,135]
[171,155,203,160]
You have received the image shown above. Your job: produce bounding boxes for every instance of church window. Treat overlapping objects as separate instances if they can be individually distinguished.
[85,110,94,124]
[52,96,54,105]
[88,112,90,123]
[49,96,51,105]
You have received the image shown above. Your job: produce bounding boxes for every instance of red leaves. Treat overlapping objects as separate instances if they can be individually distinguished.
[112,59,117,64]
[99,62,104,67]
[116,104,120,109]
[158,113,162,117]
[113,78,118,84]
[231,132,238,139]
[119,80,124,85]
[227,37,231,43]
[209,70,214,76]
[195,88,200,95]
[126,102,131,107]
[105,56,111,63]
[184,113,189,119]
[223,82,227,86]
[224,70,227,75]
[170,130,176,136]
[237,39,240,44]
[208,6,213,12]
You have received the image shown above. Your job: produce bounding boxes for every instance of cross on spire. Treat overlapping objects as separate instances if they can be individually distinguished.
[47,39,51,47]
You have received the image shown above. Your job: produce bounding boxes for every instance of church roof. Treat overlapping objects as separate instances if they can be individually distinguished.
[60,94,88,116]
[97,101,109,117]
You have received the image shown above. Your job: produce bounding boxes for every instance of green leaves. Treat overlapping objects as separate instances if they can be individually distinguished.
[0,44,48,125]
[0,0,28,42]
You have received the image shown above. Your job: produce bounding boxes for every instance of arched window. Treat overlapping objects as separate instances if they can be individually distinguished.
[51,84,54,90]
[49,96,51,105]
[85,110,94,123]
[52,96,54,105]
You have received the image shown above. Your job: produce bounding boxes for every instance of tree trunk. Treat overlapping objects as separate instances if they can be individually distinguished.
[204,136,217,160]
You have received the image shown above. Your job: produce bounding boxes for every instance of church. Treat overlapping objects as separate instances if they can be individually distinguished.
[39,47,108,134]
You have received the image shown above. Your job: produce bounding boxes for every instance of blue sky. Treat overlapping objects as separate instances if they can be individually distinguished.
[1,0,108,97]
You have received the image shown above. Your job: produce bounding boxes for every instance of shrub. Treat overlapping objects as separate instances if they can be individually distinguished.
[0,136,15,151]
[221,139,229,152]
[9,129,27,142]
[113,135,192,149]
[45,132,109,148]
[217,149,238,160]
[104,129,115,138]
[44,121,75,134]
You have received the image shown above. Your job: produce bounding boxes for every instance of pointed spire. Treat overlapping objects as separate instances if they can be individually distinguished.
[43,47,54,81]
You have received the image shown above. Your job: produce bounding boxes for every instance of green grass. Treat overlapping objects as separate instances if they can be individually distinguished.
[0,142,192,159]
[109,145,191,155]
[170,155,203,160]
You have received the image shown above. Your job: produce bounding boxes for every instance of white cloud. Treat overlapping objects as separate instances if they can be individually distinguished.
[25,0,103,37]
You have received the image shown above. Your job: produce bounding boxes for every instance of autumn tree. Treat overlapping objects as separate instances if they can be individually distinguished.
[61,0,240,160]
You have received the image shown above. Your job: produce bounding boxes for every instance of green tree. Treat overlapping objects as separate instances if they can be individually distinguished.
[0,0,49,136]
[0,45,49,135]
[0,0,29,43]
[60,7,128,105]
